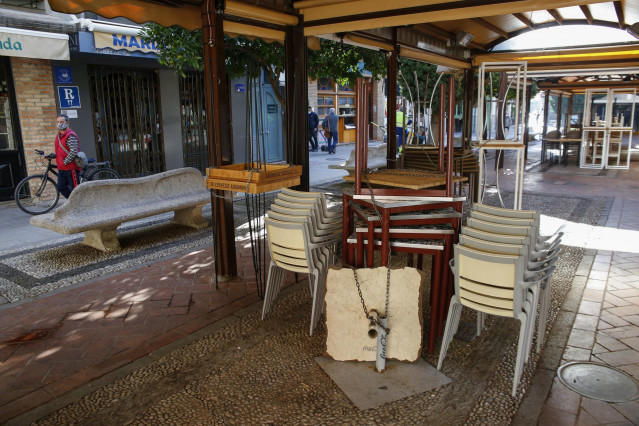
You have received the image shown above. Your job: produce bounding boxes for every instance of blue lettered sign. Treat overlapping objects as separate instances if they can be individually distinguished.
[235,84,245,93]
[55,67,73,84]
[57,86,81,108]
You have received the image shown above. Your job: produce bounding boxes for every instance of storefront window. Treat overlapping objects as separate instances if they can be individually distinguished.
[317,95,335,116]
[338,82,353,92]
[317,78,334,91]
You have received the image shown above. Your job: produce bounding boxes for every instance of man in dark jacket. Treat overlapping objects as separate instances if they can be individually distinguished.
[308,106,319,152]
[322,107,339,154]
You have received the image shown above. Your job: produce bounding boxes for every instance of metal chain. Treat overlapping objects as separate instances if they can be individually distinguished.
[351,172,392,335]
[353,267,390,335]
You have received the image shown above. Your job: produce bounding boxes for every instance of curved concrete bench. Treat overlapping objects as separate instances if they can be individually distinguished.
[30,167,210,251]
[328,143,387,175]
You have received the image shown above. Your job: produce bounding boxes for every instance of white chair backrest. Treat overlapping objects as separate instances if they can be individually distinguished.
[454,245,527,317]
[459,234,528,257]
[470,210,539,229]
[466,217,536,238]
[265,217,312,273]
[472,204,539,221]
[462,227,531,246]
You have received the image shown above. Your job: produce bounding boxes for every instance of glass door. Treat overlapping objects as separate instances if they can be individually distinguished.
[581,89,610,169]
[0,57,25,201]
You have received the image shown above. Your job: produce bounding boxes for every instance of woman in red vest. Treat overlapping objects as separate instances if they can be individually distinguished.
[55,114,81,198]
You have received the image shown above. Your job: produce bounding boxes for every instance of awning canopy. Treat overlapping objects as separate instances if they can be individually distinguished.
[46,0,639,79]
[0,26,69,60]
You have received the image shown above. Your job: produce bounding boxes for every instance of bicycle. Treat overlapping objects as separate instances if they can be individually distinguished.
[14,149,121,215]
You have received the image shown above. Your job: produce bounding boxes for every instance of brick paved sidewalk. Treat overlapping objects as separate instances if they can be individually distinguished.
[537,199,639,425]
[0,245,294,422]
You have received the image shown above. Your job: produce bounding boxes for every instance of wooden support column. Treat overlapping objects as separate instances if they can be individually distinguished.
[203,0,236,279]
[387,28,398,169]
[355,78,371,194]
[285,23,309,191]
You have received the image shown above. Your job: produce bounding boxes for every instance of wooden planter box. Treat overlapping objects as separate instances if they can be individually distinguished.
[206,163,302,194]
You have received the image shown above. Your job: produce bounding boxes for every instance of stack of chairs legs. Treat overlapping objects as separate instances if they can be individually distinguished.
[261,189,342,335]
[437,203,564,396]
[344,200,462,353]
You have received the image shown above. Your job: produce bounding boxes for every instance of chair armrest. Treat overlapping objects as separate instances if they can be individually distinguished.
[521,266,556,289]
[525,256,558,280]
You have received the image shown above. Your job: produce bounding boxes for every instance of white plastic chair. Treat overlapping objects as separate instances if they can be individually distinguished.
[280,188,342,219]
[457,234,559,356]
[437,244,555,396]
[262,216,334,335]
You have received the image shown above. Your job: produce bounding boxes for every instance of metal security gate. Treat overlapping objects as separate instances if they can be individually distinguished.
[179,71,208,173]
[89,67,165,177]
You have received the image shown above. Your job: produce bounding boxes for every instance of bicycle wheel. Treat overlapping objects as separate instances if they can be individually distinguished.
[14,175,60,215]
[87,168,121,181]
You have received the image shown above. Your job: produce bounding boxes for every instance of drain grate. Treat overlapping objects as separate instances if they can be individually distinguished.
[558,362,639,402]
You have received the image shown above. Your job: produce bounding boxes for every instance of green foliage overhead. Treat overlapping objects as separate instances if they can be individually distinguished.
[142,23,387,88]
[141,24,202,77]
[307,39,387,85]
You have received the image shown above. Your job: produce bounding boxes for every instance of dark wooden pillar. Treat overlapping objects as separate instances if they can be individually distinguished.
[355,78,371,194]
[285,24,309,191]
[462,68,475,150]
[202,0,236,279]
[387,28,398,169]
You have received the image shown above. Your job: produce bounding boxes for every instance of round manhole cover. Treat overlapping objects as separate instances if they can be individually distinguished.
[557,362,639,402]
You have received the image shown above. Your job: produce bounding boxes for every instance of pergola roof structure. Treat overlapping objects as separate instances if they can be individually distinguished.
[47,0,639,86]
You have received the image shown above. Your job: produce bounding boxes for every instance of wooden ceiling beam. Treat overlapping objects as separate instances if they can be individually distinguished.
[547,9,564,25]
[303,0,614,36]
[413,23,450,41]
[471,17,509,39]
[537,80,639,90]
[513,13,533,28]
[613,0,625,29]
[580,5,594,24]
[412,23,484,50]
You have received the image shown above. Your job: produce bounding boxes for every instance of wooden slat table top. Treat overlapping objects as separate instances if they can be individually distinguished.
[343,170,467,190]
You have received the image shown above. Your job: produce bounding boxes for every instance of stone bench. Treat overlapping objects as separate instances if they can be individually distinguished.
[30,167,210,252]
[328,143,388,175]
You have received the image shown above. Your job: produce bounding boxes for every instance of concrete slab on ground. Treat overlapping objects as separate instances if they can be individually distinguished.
[314,357,451,410]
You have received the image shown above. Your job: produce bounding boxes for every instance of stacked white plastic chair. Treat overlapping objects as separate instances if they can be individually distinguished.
[437,204,563,396]
[261,189,342,335]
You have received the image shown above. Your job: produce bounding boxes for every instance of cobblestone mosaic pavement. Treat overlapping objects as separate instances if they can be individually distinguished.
[0,189,604,425]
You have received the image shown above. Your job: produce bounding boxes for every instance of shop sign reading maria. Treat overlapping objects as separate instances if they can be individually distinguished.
[94,32,159,54]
